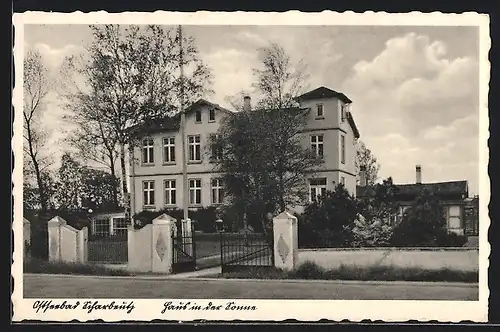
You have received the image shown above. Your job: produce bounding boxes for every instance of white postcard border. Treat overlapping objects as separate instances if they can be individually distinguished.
[11,10,491,323]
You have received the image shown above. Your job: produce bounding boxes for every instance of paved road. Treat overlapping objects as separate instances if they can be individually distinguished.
[23,274,478,300]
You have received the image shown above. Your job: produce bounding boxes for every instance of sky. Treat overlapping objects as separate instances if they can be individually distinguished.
[23,24,481,195]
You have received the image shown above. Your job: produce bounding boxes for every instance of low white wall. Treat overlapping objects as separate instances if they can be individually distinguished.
[298,248,479,272]
[47,216,88,263]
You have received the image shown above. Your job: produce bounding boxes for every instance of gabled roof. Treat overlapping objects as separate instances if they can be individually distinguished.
[127,113,181,136]
[185,98,234,115]
[356,180,469,201]
[295,86,352,104]
[127,98,232,136]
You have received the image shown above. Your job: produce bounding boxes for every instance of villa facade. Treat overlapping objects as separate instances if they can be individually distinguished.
[127,86,360,215]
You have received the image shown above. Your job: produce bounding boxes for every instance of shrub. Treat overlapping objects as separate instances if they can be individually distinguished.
[390,191,449,247]
[436,232,468,247]
[133,206,224,233]
[220,261,478,283]
[297,185,360,248]
[351,216,393,247]
[24,257,130,276]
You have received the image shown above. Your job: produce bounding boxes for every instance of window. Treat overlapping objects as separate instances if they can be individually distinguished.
[448,206,462,230]
[164,179,176,206]
[93,218,110,236]
[188,135,201,162]
[341,135,346,164]
[340,176,346,186]
[195,110,202,123]
[189,179,202,205]
[309,178,327,202]
[210,134,223,161]
[316,104,324,118]
[209,108,215,122]
[311,134,324,158]
[142,138,154,164]
[112,217,128,236]
[211,179,224,205]
[341,104,347,122]
[162,137,176,164]
[143,180,155,207]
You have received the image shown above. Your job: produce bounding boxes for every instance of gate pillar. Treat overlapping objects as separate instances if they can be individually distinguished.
[272,211,299,271]
[151,214,176,273]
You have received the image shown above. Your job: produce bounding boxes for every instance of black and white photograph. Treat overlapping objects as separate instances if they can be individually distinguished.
[12,11,489,322]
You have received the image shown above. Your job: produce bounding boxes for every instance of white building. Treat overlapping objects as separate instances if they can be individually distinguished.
[128,86,360,215]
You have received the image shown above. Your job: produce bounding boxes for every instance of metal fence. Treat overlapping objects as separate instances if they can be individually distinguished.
[88,234,128,264]
[220,232,274,273]
[172,222,197,273]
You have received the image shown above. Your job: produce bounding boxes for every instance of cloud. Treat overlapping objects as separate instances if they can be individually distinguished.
[203,48,258,107]
[30,43,85,70]
[342,32,479,193]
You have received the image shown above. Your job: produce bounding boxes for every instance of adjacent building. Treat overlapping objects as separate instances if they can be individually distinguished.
[357,165,471,235]
[127,86,360,215]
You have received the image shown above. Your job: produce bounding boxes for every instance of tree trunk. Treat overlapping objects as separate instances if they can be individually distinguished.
[26,121,47,212]
[119,143,128,197]
[33,159,47,212]
[109,156,118,207]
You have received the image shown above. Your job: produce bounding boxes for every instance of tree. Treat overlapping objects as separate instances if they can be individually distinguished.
[355,140,380,185]
[390,190,448,246]
[61,24,213,201]
[212,108,322,234]
[54,153,83,211]
[79,167,121,212]
[252,42,310,109]
[298,185,360,248]
[352,177,399,247]
[53,153,120,211]
[358,177,400,221]
[23,50,53,211]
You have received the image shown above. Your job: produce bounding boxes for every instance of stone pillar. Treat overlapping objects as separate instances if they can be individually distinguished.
[181,218,193,256]
[151,214,176,273]
[77,226,88,263]
[47,216,87,263]
[23,218,31,258]
[272,211,299,271]
[48,216,64,262]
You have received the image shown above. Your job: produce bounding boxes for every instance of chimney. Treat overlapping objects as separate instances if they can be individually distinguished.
[359,165,367,187]
[416,165,422,184]
[243,96,251,112]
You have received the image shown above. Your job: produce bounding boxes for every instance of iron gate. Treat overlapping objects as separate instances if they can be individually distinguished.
[220,232,274,273]
[172,222,197,273]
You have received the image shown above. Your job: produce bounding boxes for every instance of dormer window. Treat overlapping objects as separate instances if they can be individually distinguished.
[209,108,215,122]
[195,110,202,123]
[316,104,324,118]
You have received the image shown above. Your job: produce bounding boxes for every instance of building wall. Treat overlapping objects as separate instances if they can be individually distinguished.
[130,95,358,214]
[298,97,357,196]
[396,200,466,234]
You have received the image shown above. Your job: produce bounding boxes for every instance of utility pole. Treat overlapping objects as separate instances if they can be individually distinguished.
[179,25,189,222]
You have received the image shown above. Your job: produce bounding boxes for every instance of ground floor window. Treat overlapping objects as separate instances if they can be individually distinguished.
[447,205,462,230]
[143,180,155,208]
[93,218,110,236]
[309,178,327,202]
[112,217,128,236]
[211,178,224,205]
[189,178,202,205]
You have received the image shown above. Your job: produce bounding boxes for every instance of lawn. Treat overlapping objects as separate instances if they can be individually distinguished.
[218,261,479,283]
